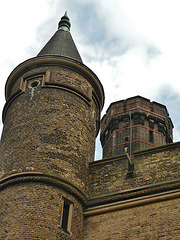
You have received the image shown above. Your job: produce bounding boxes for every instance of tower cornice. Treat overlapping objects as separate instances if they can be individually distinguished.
[5,55,104,111]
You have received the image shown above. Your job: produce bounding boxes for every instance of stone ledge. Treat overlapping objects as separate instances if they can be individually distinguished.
[84,189,180,216]
[0,171,87,205]
[87,179,180,207]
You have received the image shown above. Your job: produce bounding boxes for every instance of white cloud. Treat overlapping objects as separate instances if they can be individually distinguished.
[1,0,180,159]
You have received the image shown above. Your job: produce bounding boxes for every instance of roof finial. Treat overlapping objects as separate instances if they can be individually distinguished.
[58,11,71,31]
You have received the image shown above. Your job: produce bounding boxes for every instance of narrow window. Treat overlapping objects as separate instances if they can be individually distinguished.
[123,103,127,111]
[61,198,73,233]
[149,120,154,129]
[149,130,154,143]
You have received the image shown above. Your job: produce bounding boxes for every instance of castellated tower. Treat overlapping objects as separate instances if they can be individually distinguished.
[100,96,173,159]
[0,13,104,239]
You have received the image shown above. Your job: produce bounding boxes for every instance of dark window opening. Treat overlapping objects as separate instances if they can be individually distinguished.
[61,199,73,233]
[28,80,41,88]
[149,120,154,129]
[62,202,70,232]
[124,137,129,142]
[123,104,127,111]
[149,130,154,143]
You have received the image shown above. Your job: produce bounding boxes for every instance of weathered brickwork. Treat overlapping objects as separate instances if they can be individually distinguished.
[0,63,100,194]
[0,55,104,239]
[84,198,180,240]
[9,65,92,99]
[0,182,84,240]
[89,142,180,196]
[101,96,173,158]
[0,17,179,240]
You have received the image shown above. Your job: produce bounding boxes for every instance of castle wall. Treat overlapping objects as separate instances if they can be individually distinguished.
[0,15,179,239]
[84,198,180,240]
[0,182,83,240]
[89,142,180,196]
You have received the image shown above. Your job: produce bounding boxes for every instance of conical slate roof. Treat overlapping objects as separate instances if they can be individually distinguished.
[37,12,82,62]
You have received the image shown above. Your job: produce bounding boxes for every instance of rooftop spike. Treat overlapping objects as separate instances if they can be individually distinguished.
[58,11,71,31]
[37,12,82,62]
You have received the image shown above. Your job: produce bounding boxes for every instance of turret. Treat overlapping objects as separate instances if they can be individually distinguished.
[0,13,104,239]
[100,96,173,159]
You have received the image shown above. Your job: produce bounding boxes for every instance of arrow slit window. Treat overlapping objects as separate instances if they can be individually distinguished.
[61,198,73,233]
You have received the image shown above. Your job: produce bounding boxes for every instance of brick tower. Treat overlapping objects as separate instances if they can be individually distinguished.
[0,13,104,239]
[100,96,173,159]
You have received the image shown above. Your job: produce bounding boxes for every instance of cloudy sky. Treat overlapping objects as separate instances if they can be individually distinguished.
[1,0,180,159]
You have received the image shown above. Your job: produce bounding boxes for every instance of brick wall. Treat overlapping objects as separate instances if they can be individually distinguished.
[0,64,100,194]
[0,57,104,239]
[89,142,180,196]
[0,182,83,240]
[84,198,180,240]
[100,96,173,158]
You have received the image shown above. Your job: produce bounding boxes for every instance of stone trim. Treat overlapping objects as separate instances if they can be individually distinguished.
[134,140,180,156]
[0,172,87,205]
[84,189,180,216]
[5,56,104,110]
[3,70,93,123]
[104,96,168,116]
[87,179,180,207]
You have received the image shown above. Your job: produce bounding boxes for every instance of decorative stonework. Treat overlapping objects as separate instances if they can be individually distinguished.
[0,172,87,205]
